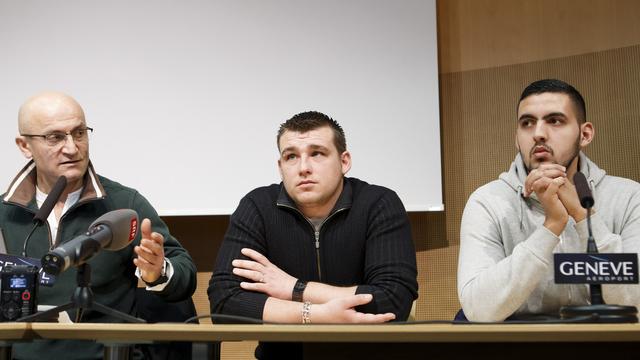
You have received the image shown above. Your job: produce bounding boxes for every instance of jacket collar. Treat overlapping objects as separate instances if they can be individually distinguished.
[499,151,606,194]
[3,160,106,208]
[276,177,353,216]
[498,152,607,230]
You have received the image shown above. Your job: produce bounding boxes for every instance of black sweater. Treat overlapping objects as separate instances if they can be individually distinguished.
[208,177,418,321]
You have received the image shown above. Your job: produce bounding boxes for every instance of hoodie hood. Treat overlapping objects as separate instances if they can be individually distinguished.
[499,151,607,193]
[498,151,606,229]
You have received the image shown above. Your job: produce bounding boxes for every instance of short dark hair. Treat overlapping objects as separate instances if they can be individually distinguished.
[518,79,586,123]
[277,111,347,154]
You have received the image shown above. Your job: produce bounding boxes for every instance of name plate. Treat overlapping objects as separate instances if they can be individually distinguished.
[554,253,639,284]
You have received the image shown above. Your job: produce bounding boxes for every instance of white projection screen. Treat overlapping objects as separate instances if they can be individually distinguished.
[0,0,442,215]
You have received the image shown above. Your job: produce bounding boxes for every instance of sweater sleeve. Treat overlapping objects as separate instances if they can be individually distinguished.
[208,196,269,321]
[133,192,197,302]
[457,191,559,322]
[574,189,640,309]
[354,190,418,321]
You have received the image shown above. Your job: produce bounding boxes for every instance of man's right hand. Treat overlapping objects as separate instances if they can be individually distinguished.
[310,294,395,324]
[524,164,569,236]
[556,178,588,223]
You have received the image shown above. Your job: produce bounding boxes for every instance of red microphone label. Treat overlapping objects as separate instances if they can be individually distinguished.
[129,218,138,242]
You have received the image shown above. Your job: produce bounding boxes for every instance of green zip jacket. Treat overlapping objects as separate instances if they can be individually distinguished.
[0,161,197,360]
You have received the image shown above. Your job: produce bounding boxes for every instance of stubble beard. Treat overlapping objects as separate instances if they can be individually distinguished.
[521,134,581,174]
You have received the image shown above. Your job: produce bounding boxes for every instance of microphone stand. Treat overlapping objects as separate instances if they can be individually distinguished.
[559,206,638,323]
[17,263,144,323]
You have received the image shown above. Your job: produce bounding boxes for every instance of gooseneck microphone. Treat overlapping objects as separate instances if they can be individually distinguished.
[573,171,597,255]
[573,171,594,209]
[573,172,603,304]
[22,175,67,257]
[34,176,68,223]
[558,172,638,323]
[41,209,139,276]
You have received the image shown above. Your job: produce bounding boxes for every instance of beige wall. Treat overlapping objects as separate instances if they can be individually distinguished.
[438,0,640,73]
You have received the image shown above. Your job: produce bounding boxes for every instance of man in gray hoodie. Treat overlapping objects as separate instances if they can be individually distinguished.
[457,79,640,322]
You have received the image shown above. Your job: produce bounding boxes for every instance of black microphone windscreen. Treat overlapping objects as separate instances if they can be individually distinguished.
[573,172,594,208]
[33,176,67,223]
[90,209,139,250]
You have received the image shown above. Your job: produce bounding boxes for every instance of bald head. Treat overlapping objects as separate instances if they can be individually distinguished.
[18,91,85,134]
[15,91,90,194]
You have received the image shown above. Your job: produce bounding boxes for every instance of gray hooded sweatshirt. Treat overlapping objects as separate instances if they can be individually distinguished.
[458,152,640,321]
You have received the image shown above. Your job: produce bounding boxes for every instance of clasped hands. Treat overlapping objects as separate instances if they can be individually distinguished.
[523,163,589,235]
[232,247,395,323]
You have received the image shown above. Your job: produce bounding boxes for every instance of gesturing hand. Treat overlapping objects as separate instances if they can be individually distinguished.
[133,218,165,284]
[233,248,298,300]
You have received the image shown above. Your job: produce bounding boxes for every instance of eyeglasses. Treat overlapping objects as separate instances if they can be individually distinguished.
[21,127,93,147]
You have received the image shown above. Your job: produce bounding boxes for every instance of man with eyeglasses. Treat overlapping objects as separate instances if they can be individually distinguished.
[0,91,196,360]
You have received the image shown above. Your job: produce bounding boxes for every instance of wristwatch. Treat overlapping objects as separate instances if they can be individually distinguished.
[292,279,307,302]
[143,259,169,287]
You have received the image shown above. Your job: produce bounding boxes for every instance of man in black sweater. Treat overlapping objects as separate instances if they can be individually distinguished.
[208,111,418,358]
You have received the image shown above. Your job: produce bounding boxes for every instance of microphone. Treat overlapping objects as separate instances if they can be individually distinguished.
[34,176,68,223]
[555,172,638,323]
[573,172,594,209]
[22,176,67,257]
[41,209,139,276]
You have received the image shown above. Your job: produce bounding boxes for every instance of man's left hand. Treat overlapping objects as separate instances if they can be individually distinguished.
[557,179,588,223]
[133,218,165,283]
[233,248,297,300]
